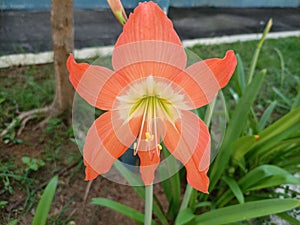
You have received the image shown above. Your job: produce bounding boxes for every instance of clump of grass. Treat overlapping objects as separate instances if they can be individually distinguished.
[190,36,300,119]
[0,64,55,133]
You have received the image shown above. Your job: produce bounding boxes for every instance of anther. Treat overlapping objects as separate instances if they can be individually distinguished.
[145,132,154,142]
[133,142,137,150]
[133,142,138,155]
[158,144,162,150]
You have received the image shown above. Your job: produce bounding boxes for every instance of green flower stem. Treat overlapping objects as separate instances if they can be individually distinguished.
[179,184,193,212]
[145,184,153,225]
[248,18,272,85]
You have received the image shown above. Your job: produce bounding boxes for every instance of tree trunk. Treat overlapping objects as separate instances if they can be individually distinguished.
[50,0,74,121]
[1,0,74,137]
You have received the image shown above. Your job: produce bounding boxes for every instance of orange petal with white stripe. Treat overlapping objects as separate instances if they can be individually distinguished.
[181,50,237,108]
[67,53,113,109]
[83,112,140,179]
[163,110,210,193]
[115,2,181,46]
[138,149,160,185]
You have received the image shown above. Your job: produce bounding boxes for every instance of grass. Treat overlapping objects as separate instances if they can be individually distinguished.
[190,36,300,119]
[0,64,55,137]
[0,36,299,224]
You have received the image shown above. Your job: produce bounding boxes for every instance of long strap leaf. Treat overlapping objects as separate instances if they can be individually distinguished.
[92,198,157,225]
[194,199,300,225]
[32,176,58,225]
[209,70,266,191]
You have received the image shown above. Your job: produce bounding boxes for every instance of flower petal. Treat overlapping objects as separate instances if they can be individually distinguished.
[115,2,181,46]
[183,50,237,108]
[138,149,160,186]
[204,50,237,88]
[99,51,236,111]
[84,159,99,180]
[67,53,113,108]
[163,110,210,193]
[83,112,139,180]
[99,62,203,110]
[112,40,187,71]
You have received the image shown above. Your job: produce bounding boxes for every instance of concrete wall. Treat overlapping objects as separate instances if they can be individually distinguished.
[1,0,300,10]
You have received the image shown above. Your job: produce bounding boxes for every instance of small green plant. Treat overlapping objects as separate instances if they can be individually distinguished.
[44,118,62,134]
[2,176,14,195]
[0,160,17,196]
[7,220,18,225]
[2,119,23,144]
[22,156,45,173]
[0,200,8,209]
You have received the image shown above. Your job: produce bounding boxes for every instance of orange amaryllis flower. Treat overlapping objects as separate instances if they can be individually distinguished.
[67,2,236,193]
[107,0,127,25]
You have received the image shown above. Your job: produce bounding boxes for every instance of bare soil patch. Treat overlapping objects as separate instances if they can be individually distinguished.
[0,126,149,225]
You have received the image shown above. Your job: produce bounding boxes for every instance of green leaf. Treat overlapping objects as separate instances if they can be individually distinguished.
[30,164,38,171]
[273,48,286,86]
[222,176,244,204]
[175,208,195,225]
[32,176,58,225]
[231,136,257,171]
[258,100,277,131]
[291,90,300,110]
[160,145,181,220]
[0,201,8,208]
[247,18,272,84]
[0,98,5,104]
[248,107,300,160]
[259,107,300,140]
[277,212,300,225]
[272,87,292,106]
[239,165,300,191]
[14,138,23,144]
[195,202,212,210]
[209,70,266,191]
[8,220,18,225]
[194,199,300,225]
[234,54,246,95]
[21,156,30,164]
[113,160,144,193]
[92,198,156,225]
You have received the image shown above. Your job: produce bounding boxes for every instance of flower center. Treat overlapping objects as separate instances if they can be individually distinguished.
[130,91,174,155]
[129,94,174,121]
[116,76,184,155]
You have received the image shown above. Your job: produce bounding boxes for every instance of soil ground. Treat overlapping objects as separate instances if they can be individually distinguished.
[1,124,170,224]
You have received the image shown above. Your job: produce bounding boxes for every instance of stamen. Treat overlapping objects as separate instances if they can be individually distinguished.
[158,144,162,150]
[134,98,149,155]
[153,97,159,156]
[133,142,137,150]
[117,76,180,157]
